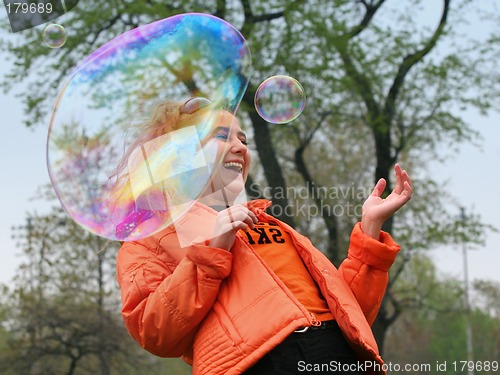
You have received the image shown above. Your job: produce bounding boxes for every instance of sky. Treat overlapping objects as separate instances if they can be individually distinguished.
[428,111,500,285]
[0,2,498,292]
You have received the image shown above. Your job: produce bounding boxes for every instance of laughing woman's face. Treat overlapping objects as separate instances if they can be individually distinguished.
[201,110,251,200]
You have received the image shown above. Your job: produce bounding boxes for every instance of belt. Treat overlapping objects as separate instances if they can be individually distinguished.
[294,320,336,333]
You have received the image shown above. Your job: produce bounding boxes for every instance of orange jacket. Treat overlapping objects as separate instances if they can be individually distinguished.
[116,199,400,374]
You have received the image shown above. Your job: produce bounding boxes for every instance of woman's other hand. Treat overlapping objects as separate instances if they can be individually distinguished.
[209,205,258,250]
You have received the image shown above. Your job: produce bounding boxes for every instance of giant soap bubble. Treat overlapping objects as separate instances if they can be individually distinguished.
[47,13,252,241]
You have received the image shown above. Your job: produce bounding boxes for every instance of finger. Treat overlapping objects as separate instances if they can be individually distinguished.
[227,205,251,215]
[401,169,412,189]
[242,214,256,229]
[248,210,258,224]
[393,164,404,194]
[231,221,249,232]
[403,180,412,198]
[391,182,412,208]
[371,178,386,197]
[219,219,248,234]
[243,209,258,229]
[224,205,247,220]
[226,207,256,229]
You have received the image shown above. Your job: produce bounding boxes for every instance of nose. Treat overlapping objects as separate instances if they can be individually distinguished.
[229,137,247,155]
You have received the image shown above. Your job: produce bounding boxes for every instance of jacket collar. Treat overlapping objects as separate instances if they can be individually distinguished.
[245,199,272,213]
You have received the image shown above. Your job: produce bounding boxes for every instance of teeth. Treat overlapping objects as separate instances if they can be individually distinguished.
[224,162,243,172]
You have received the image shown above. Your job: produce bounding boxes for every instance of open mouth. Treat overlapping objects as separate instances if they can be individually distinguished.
[223,161,243,173]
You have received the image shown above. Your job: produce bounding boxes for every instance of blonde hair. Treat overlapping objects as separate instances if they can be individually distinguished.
[112,101,181,179]
[107,100,218,233]
[111,100,216,181]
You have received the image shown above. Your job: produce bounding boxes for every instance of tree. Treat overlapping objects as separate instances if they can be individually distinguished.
[384,256,500,374]
[472,279,500,361]
[2,0,499,353]
[0,205,191,374]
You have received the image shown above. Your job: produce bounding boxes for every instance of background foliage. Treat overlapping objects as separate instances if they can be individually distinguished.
[1,0,499,373]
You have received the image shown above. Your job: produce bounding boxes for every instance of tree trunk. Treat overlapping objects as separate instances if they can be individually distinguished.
[243,89,296,228]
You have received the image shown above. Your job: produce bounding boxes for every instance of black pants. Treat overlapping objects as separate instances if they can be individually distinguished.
[243,321,365,375]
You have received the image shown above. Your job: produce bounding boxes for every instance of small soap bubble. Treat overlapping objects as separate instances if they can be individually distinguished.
[254,75,306,124]
[43,24,67,48]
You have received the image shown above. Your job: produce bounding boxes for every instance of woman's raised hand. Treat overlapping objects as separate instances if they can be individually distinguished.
[361,164,413,239]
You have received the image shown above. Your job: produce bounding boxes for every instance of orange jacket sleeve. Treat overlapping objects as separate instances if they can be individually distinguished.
[116,237,232,358]
[339,223,400,326]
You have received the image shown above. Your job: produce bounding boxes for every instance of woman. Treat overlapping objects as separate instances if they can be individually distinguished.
[115,98,412,374]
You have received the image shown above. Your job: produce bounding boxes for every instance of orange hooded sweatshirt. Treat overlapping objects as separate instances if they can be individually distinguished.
[116,200,400,374]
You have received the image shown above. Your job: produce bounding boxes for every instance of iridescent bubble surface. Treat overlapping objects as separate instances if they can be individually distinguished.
[43,24,67,48]
[254,75,306,124]
[47,13,252,241]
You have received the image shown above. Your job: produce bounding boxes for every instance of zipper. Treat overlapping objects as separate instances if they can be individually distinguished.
[237,211,332,329]
[213,302,243,347]
[294,312,322,333]
[272,215,345,319]
[310,312,322,327]
[236,229,312,327]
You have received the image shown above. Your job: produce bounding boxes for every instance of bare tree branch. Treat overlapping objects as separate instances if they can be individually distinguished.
[348,0,387,39]
[384,0,451,125]
[88,13,122,48]
[294,112,340,263]
[388,253,411,290]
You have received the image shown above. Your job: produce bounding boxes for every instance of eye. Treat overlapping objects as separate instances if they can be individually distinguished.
[240,138,248,146]
[213,129,229,141]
